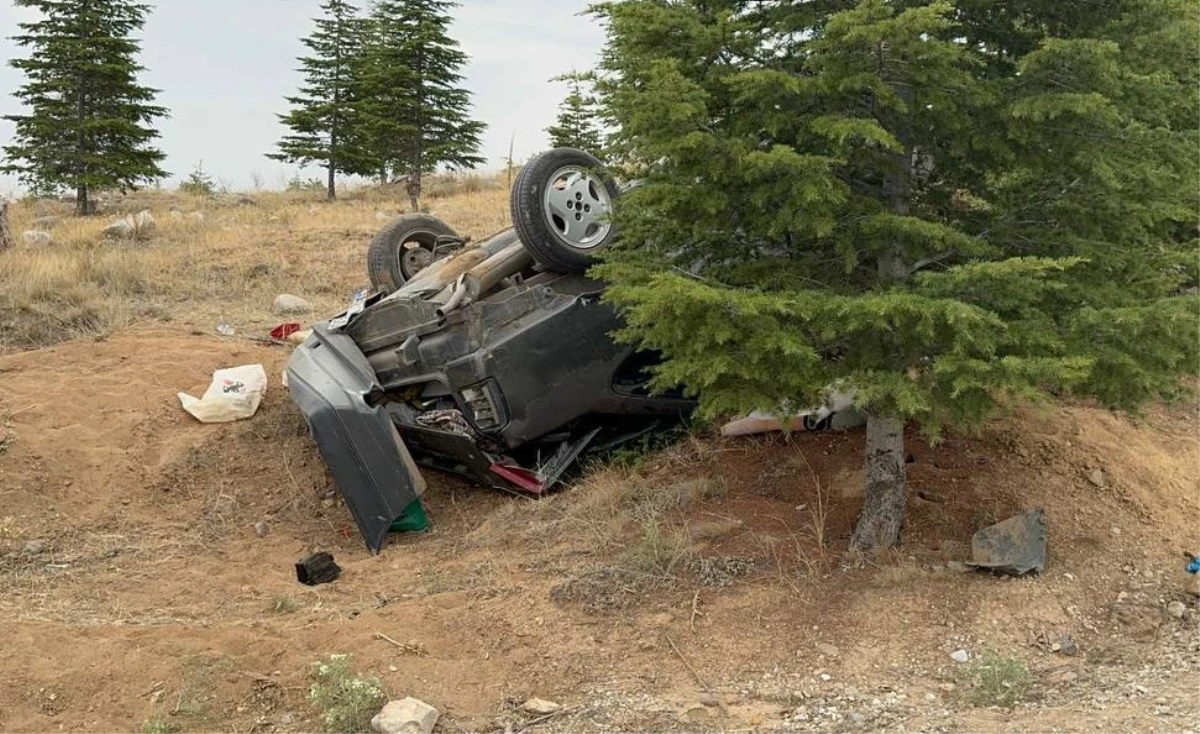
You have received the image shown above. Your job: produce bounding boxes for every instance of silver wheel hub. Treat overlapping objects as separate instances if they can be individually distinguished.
[542,165,613,250]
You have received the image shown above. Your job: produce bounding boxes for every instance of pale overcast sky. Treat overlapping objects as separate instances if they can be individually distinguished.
[0,1,606,195]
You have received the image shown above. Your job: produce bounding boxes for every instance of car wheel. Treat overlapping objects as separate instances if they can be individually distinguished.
[511,147,621,273]
[803,413,833,432]
[367,213,460,293]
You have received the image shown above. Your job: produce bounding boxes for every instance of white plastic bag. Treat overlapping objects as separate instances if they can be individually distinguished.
[178,364,268,423]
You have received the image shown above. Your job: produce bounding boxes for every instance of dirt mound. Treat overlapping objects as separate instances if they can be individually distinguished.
[0,330,1196,733]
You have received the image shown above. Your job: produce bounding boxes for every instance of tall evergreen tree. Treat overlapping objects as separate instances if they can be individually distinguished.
[590,0,1198,551]
[270,0,370,201]
[546,72,604,156]
[2,0,167,215]
[356,0,485,211]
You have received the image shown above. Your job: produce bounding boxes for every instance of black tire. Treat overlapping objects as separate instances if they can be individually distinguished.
[367,213,460,293]
[510,147,621,273]
[803,413,833,432]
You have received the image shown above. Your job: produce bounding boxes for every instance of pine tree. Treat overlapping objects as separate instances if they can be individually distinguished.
[178,160,215,196]
[590,0,1199,551]
[2,0,167,216]
[546,72,604,156]
[270,0,370,201]
[356,0,485,211]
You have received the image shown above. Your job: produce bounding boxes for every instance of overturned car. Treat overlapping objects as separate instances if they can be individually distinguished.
[287,148,861,553]
[286,148,697,552]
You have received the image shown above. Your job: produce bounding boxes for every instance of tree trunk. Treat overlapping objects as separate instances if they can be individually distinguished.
[848,66,917,552]
[407,172,421,213]
[327,161,337,201]
[76,185,91,216]
[850,413,908,551]
[0,200,12,252]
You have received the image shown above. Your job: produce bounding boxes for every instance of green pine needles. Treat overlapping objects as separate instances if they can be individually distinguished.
[3,0,168,215]
[272,0,485,206]
[589,0,1199,549]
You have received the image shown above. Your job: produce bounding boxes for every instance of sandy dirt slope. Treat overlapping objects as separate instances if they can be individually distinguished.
[0,328,1196,733]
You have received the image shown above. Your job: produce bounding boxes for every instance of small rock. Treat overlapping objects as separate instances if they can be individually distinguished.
[924,692,937,702]
[698,693,720,708]
[237,195,257,206]
[946,561,970,573]
[1167,601,1186,619]
[521,698,561,716]
[938,682,957,692]
[1110,526,1122,537]
[149,689,165,704]
[1117,591,1128,602]
[274,293,312,315]
[1057,634,1078,656]
[815,643,840,657]
[849,712,865,725]
[321,498,335,509]
[819,673,832,682]
[23,540,45,555]
[22,230,53,246]
[1087,468,1105,487]
[950,649,970,663]
[253,522,270,538]
[684,705,710,722]
[32,215,61,229]
[371,697,439,734]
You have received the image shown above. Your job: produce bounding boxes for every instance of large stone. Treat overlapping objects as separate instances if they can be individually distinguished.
[22,230,53,246]
[103,210,156,240]
[371,697,439,734]
[966,508,1047,576]
[273,294,312,315]
[522,698,562,715]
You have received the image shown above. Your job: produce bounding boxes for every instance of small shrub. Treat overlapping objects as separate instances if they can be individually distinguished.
[268,595,298,614]
[140,714,177,734]
[964,650,1036,708]
[626,520,691,575]
[179,161,215,196]
[309,654,386,733]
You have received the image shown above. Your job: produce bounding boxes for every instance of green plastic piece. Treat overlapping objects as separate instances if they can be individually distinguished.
[389,497,430,533]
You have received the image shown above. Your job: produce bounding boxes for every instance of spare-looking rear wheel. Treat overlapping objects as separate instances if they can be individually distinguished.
[367,213,460,293]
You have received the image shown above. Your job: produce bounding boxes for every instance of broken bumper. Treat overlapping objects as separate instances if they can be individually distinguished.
[285,324,426,554]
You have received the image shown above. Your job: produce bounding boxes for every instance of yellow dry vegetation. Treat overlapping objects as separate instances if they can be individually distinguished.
[0,174,512,352]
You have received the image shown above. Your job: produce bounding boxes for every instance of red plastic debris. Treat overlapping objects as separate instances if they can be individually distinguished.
[489,463,546,494]
[271,323,303,341]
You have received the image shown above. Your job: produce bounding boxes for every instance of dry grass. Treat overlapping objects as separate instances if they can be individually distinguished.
[0,179,512,353]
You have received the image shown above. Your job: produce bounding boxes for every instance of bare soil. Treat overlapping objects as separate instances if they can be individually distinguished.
[0,328,1196,733]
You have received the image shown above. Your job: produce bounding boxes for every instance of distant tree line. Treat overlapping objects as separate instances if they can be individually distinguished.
[1,0,493,213]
